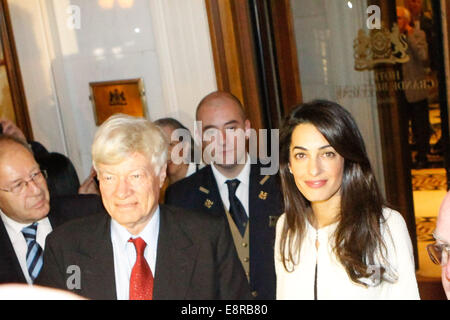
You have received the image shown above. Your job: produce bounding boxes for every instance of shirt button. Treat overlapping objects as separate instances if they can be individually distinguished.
[251,291,258,297]
[244,257,249,262]
[242,242,248,247]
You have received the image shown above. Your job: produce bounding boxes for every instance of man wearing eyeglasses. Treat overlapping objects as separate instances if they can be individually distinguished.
[0,135,101,284]
[429,191,450,299]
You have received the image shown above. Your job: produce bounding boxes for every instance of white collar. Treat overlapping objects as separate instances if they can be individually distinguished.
[211,154,251,187]
[0,207,47,234]
[110,206,160,249]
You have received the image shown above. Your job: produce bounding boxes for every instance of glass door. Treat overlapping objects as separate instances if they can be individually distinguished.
[287,0,450,278]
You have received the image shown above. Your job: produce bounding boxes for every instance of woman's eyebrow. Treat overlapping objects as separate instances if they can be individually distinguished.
[292,145,332,150]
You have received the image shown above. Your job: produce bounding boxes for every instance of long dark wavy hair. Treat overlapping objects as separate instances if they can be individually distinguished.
[279,100,390,286]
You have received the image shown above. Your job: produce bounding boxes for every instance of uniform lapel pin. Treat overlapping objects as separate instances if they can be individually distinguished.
[258,191,268,200]
[259,175,270,186]
[199,186,210,194]
[204,199,214,208]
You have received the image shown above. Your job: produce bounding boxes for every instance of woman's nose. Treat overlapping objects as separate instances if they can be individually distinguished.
[308,156,321,176]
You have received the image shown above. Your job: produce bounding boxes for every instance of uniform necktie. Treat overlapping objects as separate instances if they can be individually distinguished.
[225,179,248,236]
[21,222,43,282]
[128,237,153,300]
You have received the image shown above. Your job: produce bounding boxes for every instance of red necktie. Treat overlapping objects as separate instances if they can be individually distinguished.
[128,237,154,300]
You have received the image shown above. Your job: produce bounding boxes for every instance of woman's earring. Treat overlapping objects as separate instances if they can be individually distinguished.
[289,167,293,174]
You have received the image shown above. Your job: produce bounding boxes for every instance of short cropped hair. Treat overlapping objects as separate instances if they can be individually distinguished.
[92,114,168,174]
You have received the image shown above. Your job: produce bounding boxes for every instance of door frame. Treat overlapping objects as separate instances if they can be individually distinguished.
[0,0,32,140]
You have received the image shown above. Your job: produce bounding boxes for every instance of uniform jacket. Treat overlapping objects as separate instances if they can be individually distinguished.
[165,163,283,299]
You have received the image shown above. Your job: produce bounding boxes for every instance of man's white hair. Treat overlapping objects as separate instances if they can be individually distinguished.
[92,114,168,174]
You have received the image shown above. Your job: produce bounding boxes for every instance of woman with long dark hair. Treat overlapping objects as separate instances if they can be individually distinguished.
[275,100,419,299]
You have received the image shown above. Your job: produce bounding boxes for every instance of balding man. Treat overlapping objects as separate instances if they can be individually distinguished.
[165,91,283,299]
[0,135,101,284]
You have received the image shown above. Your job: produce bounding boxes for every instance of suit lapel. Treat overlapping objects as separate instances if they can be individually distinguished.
[153,206,198,300]
[0,218,26,283]
[47,208,58,229]
[198,166,225,216]
[76,214,117,300]
[249,163,262,217]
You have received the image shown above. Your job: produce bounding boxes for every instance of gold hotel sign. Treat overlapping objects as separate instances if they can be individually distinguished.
[347,24,437,101]
[353,23,409,71]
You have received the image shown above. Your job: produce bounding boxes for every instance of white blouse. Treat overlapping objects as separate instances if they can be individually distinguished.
[275,208,420,300]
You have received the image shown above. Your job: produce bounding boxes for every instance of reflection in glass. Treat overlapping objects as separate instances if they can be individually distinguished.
[396,0,445,279]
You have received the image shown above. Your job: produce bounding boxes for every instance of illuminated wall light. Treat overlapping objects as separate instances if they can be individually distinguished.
[98,0,114,9]
[347,1,353,9]
[134,27,141,33]
[118,0,134,8]
[112,47,123,54]
[93,48,105,56]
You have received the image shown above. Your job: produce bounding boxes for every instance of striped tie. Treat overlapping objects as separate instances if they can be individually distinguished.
[21,222,44,283]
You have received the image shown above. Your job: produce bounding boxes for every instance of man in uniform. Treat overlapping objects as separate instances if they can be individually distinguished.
[165,91,282,299]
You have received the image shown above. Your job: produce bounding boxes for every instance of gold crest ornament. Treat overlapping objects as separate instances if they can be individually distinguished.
[258,191,268,200]
[204,199,214,209]
[354,23,409,71]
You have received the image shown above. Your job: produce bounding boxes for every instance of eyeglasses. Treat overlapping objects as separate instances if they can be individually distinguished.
[427,242,450,266]
[0,170,48,194]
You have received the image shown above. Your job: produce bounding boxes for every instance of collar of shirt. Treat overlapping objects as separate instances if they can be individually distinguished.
[0,208,52,246]
[0,208,52,284]
[211,154,251,216]
[110,206,160,269]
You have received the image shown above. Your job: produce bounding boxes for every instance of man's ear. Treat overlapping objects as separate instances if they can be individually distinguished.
[158,163,167,188]
[244,119,251,138]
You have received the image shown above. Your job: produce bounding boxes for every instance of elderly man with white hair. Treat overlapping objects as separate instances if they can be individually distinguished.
[36,114,251,300]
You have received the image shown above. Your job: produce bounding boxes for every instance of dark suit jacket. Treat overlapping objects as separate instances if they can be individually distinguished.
[0,194,103,284]
[36,204,252,300]
[165,163,283,300]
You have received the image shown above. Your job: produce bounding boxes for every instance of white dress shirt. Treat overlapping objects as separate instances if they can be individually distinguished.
[211,155,251,216]
[275,208,420,299]
[110,206,160,300]
[0,209,52,284]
